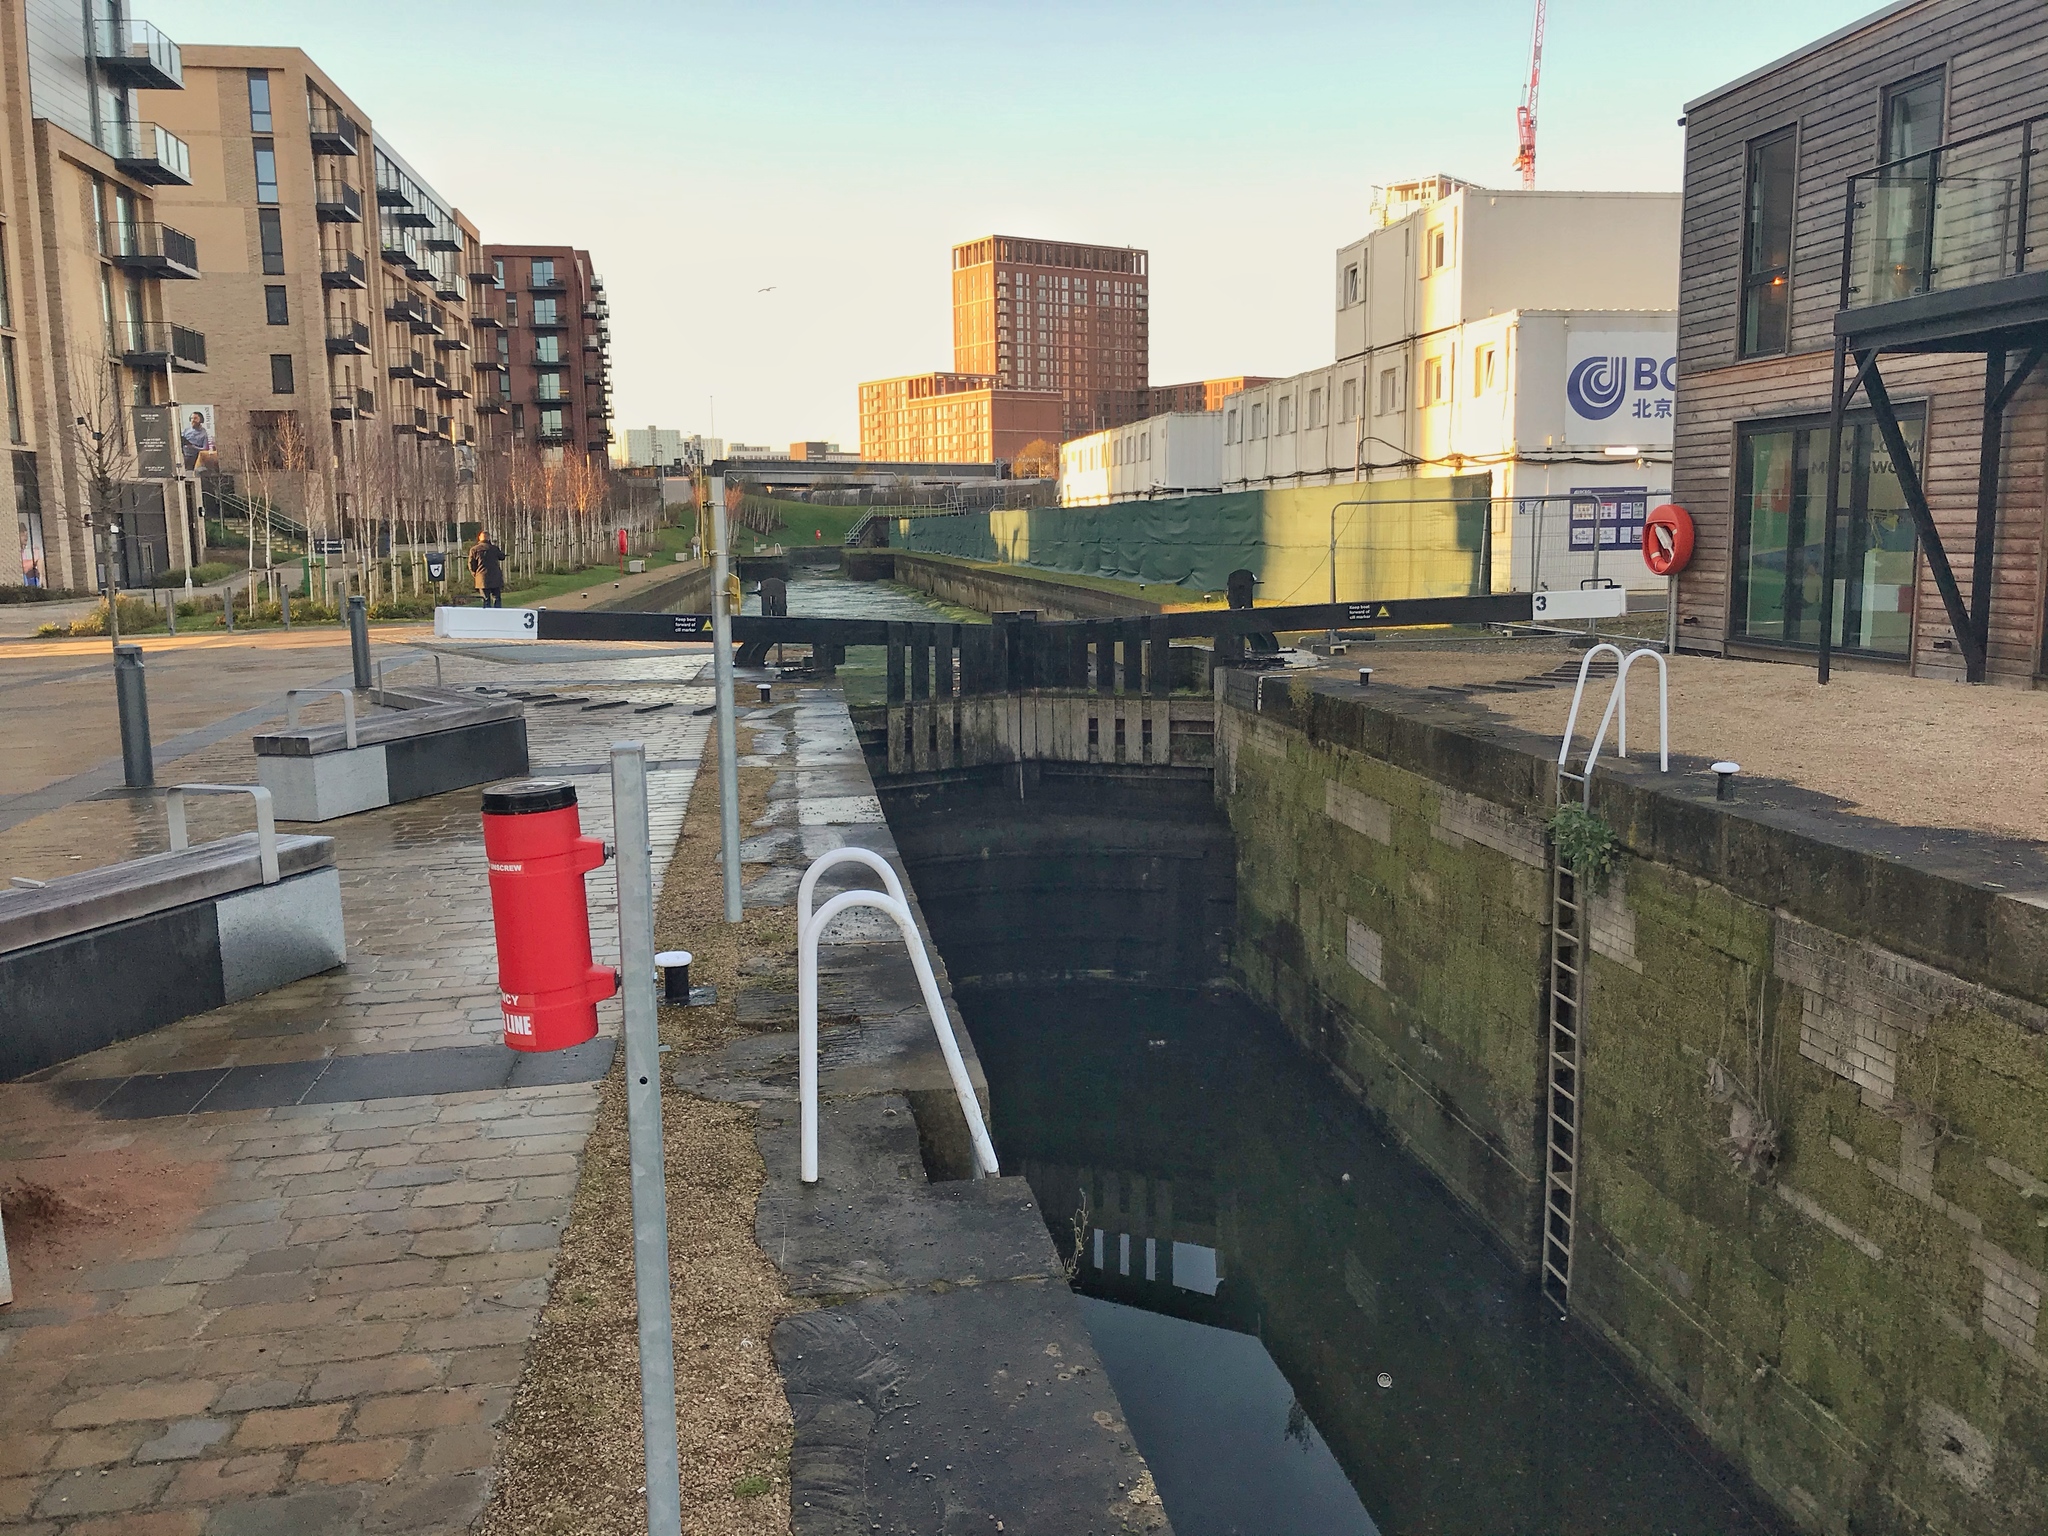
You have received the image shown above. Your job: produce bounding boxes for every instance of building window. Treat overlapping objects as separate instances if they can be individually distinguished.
[1732,408,1922,656]
[247,70,272,132]
[1307,388,1323,429]
[532,298,556,327]
[1741,126,1797,357]
[1425,354,1451,404]
[264,285,289,325]
[493,258,505,286]
[253,139,278,204]
[1427,224,1451,272]
[258,208,285,274]
[1881,68,1944,161]
[1377,367,1399,415]
[1276,396,1294,435]
[2,337,21,444]
[1225,407,1238,443]
[15,451,44,586]
[1474,344,1497,394]
[1343,263,1361,306]
[270,354,295,393]
[1249,401,1265,439]
[531,258,555,288]
[539,407,564,437]
[535,335,560,363]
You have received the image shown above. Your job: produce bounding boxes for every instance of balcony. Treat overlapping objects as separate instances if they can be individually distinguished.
[326,319,371,355]
[1839,110,2048,350]
[99,121,190,186]
[477,397,505,414]
[104,220,199,279]
[586,404,606,419]
[386,294,428,327]
[529,270,567,294]
[437,373,470,400]
[331,387,374,420]
[435,329,469,352]
[321,250,368,290]
[469,308,503,330]
[434,271,465,303]
[415,304,446,338]
[582,333,602,351]
[471,355,504,373]
[376,177,411,209]
[92,14,182,90]
[315,180,362,223]
[308,107,359,156]
[119,321,206,372]
[535,390,571,408]
[537,427,571,445]
[425,228,460,253]
[390,407,429,436]
[533,351,568,371]
[528,310,566,332]
[388,350,431,383]
[393,206,434,229]
[380,238,411,268]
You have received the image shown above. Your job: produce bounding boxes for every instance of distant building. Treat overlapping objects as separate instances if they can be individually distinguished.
[858,372,1062,466]
[951,235,1150,437]
[623,426,685,468]
[1220,177,1681,590]
[481,243,611,459]
[788,441,858,462]
[1148,377,1274,415]
[1059,412,1223,506]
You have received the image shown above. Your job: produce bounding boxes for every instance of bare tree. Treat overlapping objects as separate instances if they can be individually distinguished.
[69,352,140,642]
[1012,438,1059,480]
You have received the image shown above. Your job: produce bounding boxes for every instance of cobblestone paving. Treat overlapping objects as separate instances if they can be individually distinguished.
[0,641,712,1535]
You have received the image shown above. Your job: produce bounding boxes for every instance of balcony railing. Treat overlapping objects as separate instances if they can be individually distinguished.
[386,294,428,327]
[537,427,571,444]
[1842,110,2048,316]
[535,389,571,406]
[99,120,190,186]
[308,107,358,156]
[529,270,567,293]
[434,270,465,302]
[388,350,430,383]
[104,220,199,278]
[437,373,471,400]
[470,308,503,330]
[533,351,568,370]
[315,180,362,223]
[326,320,371,355]
[92,14,182,90]
[583,333,602,350]
[471,355,504,373]
[322,250,368,290]
[118,321,205,371]
[331,387,374,420]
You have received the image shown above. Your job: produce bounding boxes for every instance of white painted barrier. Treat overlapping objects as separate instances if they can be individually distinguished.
[1530,587,1630,624]
[433,606,539,640]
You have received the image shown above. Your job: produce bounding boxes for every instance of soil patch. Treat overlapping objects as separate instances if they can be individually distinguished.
[479,709,806,1536]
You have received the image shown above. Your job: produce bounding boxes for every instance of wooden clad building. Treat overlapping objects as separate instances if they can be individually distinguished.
[1673,0,2048,684]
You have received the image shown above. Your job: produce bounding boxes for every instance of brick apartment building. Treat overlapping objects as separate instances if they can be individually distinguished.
[857,371,1061,465]
[143,47,496,538]
[1147,376,1273,415]
[480,244,612,461]
[951,235,1149,438]
[0,0,213,589]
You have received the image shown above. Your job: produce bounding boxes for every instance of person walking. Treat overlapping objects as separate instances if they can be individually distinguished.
[470,531,506,608]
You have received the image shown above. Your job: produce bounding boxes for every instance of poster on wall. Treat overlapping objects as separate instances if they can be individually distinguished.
[132,404,175,478]
[1568,487,1650,552]
[175,404,218,473]
[1563,332,1676,447]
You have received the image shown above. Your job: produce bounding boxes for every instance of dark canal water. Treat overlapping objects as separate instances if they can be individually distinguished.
[958,982,1788,1536]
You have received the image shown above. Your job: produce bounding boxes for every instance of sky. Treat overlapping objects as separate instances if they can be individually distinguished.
[149,0,1886,451]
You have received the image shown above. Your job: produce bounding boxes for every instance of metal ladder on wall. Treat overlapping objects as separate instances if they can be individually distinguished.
[1544,644,1670,1311]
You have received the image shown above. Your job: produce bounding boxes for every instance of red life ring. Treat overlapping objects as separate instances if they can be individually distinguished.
[1643,504,1694,576]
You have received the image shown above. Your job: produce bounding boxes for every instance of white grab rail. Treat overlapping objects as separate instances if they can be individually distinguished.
[285,686,358,748]
[166,784,280,884]
[798,846,906,939]
[799,886,1000,1186]
[1557,644,1669,806]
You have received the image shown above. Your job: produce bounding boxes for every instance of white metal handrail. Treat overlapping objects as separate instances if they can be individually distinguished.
[1557,644,1669,803]
[799,886,1000,1186]
[374,653,445,693]
[166,784,280,884]
[798,846,907,938]
[285,686,358,748]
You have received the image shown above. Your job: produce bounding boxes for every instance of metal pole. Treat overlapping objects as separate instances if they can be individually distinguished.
[113,644,153,788]
[608,743,684,1536]
[1816,338,1850,684]
[710,474,742,924]
[347,595,372,689]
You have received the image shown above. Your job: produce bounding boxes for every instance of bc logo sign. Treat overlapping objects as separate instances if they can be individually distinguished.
[1564,334,1678,444]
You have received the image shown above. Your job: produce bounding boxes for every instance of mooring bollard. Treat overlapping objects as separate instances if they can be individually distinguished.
[656,949,692,1004]
[113,644,153,788]
[347,595,371,689]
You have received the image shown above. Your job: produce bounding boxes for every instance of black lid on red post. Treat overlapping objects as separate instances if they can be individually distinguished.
[482,780,577,816]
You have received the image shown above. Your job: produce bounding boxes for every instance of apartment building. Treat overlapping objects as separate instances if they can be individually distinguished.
[1218,178,1680,590]
[950,235,1149,437]
[857,371,1062,465]
[1673,0,2048,684]
[1058,411,1223,506]
[481,244,611,459]
[138,47,497,538]
[1148,376,1272,414]
[1,0,209,590]
[623,425,684,468]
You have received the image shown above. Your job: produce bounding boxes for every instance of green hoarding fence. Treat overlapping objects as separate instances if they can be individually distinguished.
[892,475,1493,601]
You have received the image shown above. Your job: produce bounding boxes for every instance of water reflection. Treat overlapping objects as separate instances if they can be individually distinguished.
[961,983,1787,1536]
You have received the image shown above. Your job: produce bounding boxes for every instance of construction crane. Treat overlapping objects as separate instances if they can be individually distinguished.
[1513,0,1546,189]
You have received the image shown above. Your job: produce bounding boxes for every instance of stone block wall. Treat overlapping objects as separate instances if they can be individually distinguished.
[1218,669,2048,1536]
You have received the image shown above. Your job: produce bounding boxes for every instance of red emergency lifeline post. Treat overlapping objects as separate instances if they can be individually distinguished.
[1643,503,1695,576]
[481,781,618,1051]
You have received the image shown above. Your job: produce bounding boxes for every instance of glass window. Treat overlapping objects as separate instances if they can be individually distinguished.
[2,337,21,443]
[535,335,560,363]
[270,354,295,393]
[247,71,272,132]
[532,298,557,327]
[1882,70,1944,161]
[259,208,285,274]
[1341,378,1356,421]
[254,139,278,204]
[1343,264,1360,305]
[1732,409,1923,656]
[531,259,555,287]
[264,285,289,324]
[1741,127,1797,356]
[92,180,107,255]
[540,407,564,435]
[493,258,505,286]
[15,451,44,586]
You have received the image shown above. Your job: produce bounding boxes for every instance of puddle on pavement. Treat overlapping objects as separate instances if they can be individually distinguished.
[959,982,1787,1536]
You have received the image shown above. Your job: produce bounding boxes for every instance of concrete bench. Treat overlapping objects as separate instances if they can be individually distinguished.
[253,685,527,821]
[1,786,346,1081]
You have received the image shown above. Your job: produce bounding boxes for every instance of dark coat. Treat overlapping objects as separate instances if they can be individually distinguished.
[470,541,506,589]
